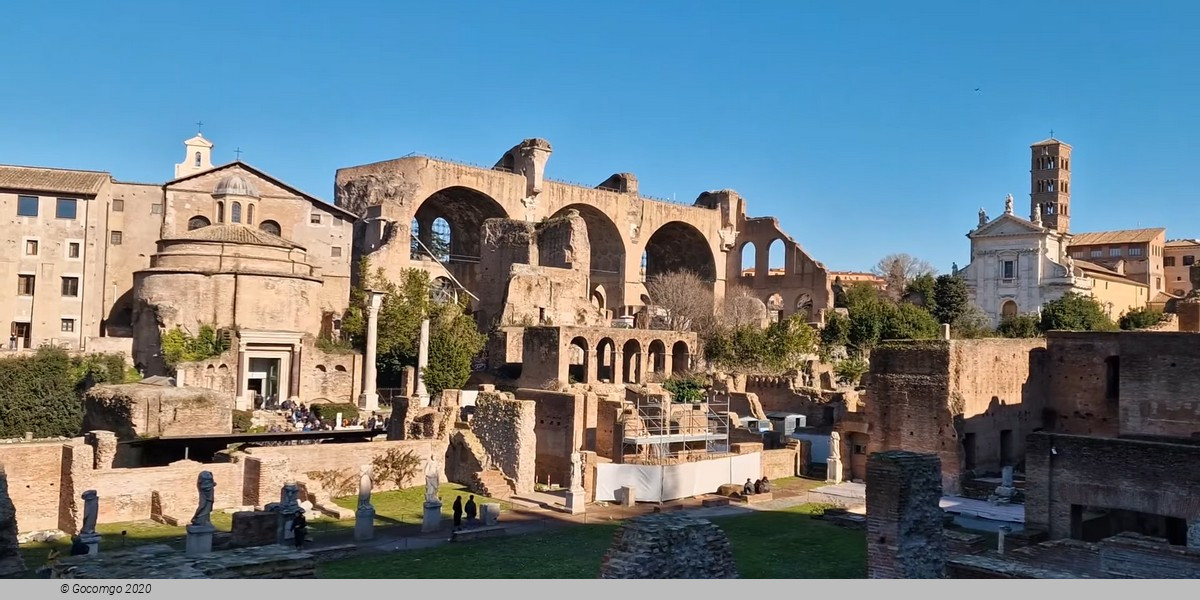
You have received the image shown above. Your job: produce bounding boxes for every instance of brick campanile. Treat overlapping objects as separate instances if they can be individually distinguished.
[866,450,946,578]
[1030,137,1072,234]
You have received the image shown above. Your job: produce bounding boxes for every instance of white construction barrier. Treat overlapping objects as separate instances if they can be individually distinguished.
[594,453,762,503]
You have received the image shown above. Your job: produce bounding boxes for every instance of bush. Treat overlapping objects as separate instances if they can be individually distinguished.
[703,316,816,372]
[232,409,253,433]
[820,311,850,353]
[997,314,1041,338]
[372,447,422,490]
[664,373,707,403]
[1119,307,1166,330]
[0,348,133,438]
[833,356,870,386]
[161,324,228,368]
[311,402,360,424]
[308,469,358,497]
[1040,292,1117,332]
[423,302,487,397]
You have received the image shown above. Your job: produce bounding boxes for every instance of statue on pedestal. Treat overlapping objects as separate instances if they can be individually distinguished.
[829,432,841,461]
[357,464,373,510]
[978,208,988,227]
[569,452,584,491]
[424,455,441,505]
[1004,194,1014,214]
[80,490,99,536]
[190,471,216,528]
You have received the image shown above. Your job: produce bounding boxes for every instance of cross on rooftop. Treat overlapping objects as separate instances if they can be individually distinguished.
[234,148,242,161]
[196,121,204,133]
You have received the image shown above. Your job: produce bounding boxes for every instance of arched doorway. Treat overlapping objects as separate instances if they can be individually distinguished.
[597,338,616,383]
[643,221,717,282]
[622,339,642,384]
[1001,300,1018,319]
[672,341,690,374]
[552,204,626,309]
[647,340,667,378]
[767,293,784,323]
[568,337,589,384]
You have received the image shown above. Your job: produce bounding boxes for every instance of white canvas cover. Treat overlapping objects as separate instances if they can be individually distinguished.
[593,453,762,502]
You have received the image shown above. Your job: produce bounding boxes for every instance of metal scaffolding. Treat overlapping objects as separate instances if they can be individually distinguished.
[621,391,730,462]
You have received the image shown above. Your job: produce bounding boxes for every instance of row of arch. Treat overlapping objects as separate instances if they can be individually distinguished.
[738,238,789,275]
[313,364,349,373]
[567,336,691,385]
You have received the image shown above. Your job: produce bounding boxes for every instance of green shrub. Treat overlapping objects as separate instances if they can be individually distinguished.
[312,403,359,423]
[0,348,132,438]
[161,324,228,368]
[232,409,253,433]
[997,314,1042,338]
[833,356,870,386]
[1119,306,1166,330]
[664,373,707,403]
[1040,292,1117,332]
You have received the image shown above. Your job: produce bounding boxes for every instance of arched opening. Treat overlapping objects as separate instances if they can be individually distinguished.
[247,204,255,225]
[194,151,201,167]
[568,336,589,384]
[217,201,225,223]
[410,218,421,259]
[315,365,327,373]
[259,220,281,237]
[188,216,210,231]
[412,186,508,297]
[431,276,458,305]
[671,341,690,374]
[768,238,785,274]
[647,340,667,378]
[231,201,242,223]
[643,221,717,282]
[597,338,616,383]
[591,285,607,313]
[622,339,642,384]
[795,293,813,321]
[1001,300,1018,319]
[740,241,757,277]
[334,365,347,372]
[552,204,626,308]
[767,293,784,323]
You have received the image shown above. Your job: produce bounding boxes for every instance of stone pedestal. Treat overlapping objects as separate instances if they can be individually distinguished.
[619,486,636,507]
[826,458,844,483]
[481,503,501,526]
[565,490,586,515]
[185,524,216,556]
[422,501,442,533]
[79,532,101,556]
[354,506,375,542]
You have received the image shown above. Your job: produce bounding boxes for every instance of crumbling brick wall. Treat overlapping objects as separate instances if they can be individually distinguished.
[865,451,945,579]
[595,398,627,460]
[516,388,584,487]
[600,513,739,578]
[1113,332,1200,439]
[0,440,68,531]
[83,383,233,440]
[1044,332,1120,436]
[473,393,536,494]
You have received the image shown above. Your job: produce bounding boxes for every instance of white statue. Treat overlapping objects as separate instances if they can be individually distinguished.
[978,208,988,227]
[569,452,584,491]
[280,482,301,513]
[357,464,373,510]
[424,455,440,504]
[80,490,99,536]
[829,432,842,461]
[190,471,216,528]
[1004,194,1014,214]
[1065,254,1075,275]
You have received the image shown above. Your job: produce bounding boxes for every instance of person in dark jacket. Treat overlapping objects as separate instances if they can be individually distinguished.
[292,513,308,549]
[742,478,754,496]
[464,495,478,526]
[452,496,464,529]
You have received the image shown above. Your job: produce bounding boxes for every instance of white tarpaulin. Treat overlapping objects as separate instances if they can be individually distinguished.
[594,453,763,503]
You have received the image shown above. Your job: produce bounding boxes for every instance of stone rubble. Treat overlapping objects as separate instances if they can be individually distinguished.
[599,513,738,579]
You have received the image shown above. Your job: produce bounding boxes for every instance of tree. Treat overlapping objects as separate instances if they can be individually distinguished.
[932,274,970,326]
[1119,306,1166,330]
[820,311,850,351]
[702,316,816,372]
[872,253,936,301]
[903,273,937,311]
[0,348,132,438]
[843,282,883,311]
[423,300,487,396]
[951,304,995,339]
[881,302,941,341]
[1040,292,1117,332]
[645,270,716,332]
[720,284,766,328]
[997,314,1041,338]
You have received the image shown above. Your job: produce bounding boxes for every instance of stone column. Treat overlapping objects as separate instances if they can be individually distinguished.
[663,352,674,377]
[359,290,384,411]
[612,351,624,384]
[234,346,250,410]
[585,349,599,384]
[415,318,431,407]
[86,431,117,470]
[638,350,649,384]
[288,344,302,403]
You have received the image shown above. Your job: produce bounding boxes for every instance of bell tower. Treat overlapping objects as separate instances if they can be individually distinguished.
[1030,137,1071,233]
[175,132,214,179]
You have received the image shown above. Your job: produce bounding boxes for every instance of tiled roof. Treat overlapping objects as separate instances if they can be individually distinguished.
[1031,137,1070,147]
[1165,239,1200,248]
[169,224,302,249]
[1074,259,1120,276]
[1068,228,1165,246]
[0,164,109,196]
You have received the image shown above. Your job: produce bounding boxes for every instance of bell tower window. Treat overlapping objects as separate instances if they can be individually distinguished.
[194,151,201,167]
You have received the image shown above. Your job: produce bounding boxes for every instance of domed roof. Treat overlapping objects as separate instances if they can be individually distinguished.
[171,224,301,249]
[212,174,260,198]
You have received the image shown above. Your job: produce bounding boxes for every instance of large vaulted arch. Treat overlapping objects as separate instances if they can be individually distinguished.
[411,186,508,304]
[552,203,626,311]
[643,221,717,282]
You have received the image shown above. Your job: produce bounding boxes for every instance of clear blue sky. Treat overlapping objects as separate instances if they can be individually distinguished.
[3,1,1198,273]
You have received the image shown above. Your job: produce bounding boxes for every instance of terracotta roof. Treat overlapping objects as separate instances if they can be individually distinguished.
[1031,137,1070,147]
[168,162,358,220]
[168,224,302,249]
[0,164,109,196]
[1165,239,1200,248]
[1074,259,1120,276]
[1068,228,1165,246]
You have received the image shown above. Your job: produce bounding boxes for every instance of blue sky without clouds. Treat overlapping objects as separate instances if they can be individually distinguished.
[2,1,1197,273]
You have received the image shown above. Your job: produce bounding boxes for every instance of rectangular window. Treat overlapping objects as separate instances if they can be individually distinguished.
[331,246,342,258]
[61,319,75,332]
[17,274,35,296]
[151,203,163,215]
[112,199,124,212]
[1185,255,1196,266]
[24,240,38,256]
[110,231,123,246]
[1002,260,1015,279]
[1128,247,1143,257]
[1073,252,1084,259]
[56,198,77,220]
[61,277,79,297]
[68,242,80,258]
[1109,247,1122,257]
[1166,256,1176,267]
[17,195,39,217]
[1091,249,1102,258]
[310,213,322,224]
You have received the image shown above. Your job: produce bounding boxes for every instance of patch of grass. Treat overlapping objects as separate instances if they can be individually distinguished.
[328,483,505,529]
[318,503,865,579]
[19,513,235,570]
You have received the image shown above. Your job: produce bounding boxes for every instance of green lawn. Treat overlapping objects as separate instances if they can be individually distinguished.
[329,483,504,528]
[19,513,235,570]
[319,503,866,579]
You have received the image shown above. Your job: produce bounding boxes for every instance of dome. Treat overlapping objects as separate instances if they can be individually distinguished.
[171,224,300,249]
[212,174,260,198]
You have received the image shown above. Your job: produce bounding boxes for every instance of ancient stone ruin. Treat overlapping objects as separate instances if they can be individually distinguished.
[0,463,26,577]
[865,450,945,579]
[599,513,738,579]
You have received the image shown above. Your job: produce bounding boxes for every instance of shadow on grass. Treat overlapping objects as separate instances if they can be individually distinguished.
[318,503,866,579]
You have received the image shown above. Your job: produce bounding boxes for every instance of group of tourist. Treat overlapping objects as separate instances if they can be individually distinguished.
[267,400,387,433]
[451,495,478,530]
[742,476,771,496]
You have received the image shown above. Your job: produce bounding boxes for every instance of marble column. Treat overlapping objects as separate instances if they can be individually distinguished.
[415,318,430,407]
[234,346,250,410]
[359,290,384,411]
[288,344,302,403]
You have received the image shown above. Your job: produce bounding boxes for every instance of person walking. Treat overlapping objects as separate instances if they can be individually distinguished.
[464,495,477,526]
[452,496,464,529]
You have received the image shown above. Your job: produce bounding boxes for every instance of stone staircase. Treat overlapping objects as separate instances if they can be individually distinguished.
[448,429,517,499]
[472,468,516,500]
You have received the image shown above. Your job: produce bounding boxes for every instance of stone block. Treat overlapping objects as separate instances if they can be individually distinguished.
[450,525,507,543]
[481,503,501,526]
[354,507,375,542]
[716,484,742,497]
[740,492,774,504]
[702,497,731,508]
[230,511,279,548]
[619,486,636,507]
[185,524,216,556]
[564,490,585,514]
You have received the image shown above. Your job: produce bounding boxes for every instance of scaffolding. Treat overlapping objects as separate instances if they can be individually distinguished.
[621,390,730,463]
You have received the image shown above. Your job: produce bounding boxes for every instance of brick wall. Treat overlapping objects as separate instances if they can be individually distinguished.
[516,388,584,486]
[1025,432,1200,540]
[761,447,798,479]
[595,398,625,460]
[78,461,244,527]
[1113,332,1200,439]
[0,440,70,531]
[865,451,945,578]
[474,393,536,494]
[301,344,361,403]
[245,439,445,492]
[83,383,233,440]
[1044,332,1120,436]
